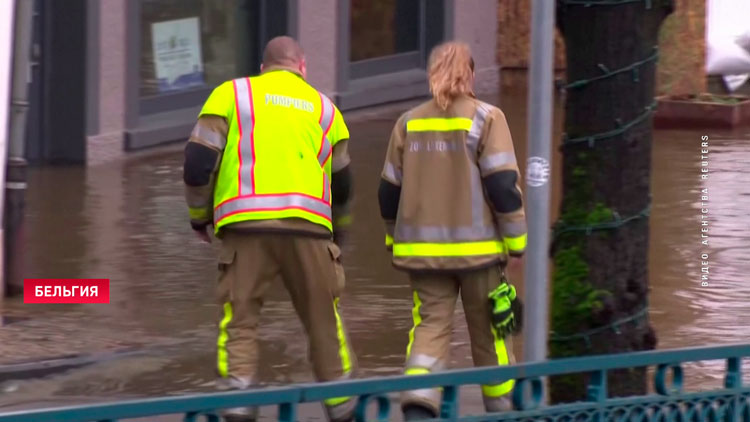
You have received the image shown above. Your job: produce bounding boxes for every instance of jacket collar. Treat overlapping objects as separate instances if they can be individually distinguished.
[260,64,304,79]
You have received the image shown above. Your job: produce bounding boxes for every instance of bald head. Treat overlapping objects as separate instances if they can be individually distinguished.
[262,36,305,68]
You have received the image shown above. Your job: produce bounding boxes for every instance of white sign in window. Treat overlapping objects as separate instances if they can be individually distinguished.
[151,17,204,93]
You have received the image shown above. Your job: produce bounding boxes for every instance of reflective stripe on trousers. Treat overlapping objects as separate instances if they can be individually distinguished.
[482,325,514,398]
[403,291,442,411]
[217,302,233,378]
[323,297,354,420]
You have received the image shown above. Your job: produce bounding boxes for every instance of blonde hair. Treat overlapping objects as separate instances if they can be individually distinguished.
[427,42,475,110]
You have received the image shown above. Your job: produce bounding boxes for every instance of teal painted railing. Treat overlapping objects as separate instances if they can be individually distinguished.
[1,344,749,422]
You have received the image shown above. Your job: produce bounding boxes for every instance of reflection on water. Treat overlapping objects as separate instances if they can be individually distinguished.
[649,132,750,388]
[1,86,750,409]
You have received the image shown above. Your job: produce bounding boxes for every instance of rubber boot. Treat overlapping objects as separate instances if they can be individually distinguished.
[403,404,437,421]
[223,414,256,422]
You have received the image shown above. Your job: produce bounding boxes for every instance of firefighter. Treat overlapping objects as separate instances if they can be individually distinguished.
[377,41,527,420]
[183,36,357,422]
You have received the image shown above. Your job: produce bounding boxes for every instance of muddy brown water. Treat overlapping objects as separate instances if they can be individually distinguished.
[1,85,750,412]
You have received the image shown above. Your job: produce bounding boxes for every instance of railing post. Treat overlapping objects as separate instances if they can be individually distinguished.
[726,357,743,422]
[587,370,607,422]
[278,402,297,422]
[439,385,459,420]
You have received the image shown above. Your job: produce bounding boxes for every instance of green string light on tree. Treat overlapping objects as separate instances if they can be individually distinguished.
[553,204,651,239]
[550,0,662,347]
[550,308,649,347]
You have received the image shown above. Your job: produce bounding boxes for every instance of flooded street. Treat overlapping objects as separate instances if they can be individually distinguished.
[1,84,750,412]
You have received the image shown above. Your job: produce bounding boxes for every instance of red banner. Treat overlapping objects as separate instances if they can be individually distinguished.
[23,279,110,304]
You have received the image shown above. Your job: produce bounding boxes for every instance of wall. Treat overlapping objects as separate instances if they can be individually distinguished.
[454,0,501,93]
[657,0,706,96]
[497,0,706,96]
[497,0,566,70]
[298,0,339,98]
[87,0,127,166]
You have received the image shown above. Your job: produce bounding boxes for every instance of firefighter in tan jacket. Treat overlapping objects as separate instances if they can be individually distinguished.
[378,41,527,420]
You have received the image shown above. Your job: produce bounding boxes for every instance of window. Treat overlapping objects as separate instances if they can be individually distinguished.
[349,0,419,62]
[140,0,246,98]
[346,0,444,80]
[134,0,289,116]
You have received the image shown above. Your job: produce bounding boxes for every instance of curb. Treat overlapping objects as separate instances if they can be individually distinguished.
[0,347,143,382]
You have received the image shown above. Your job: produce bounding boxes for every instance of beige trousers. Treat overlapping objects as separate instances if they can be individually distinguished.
[215,230,357,421]
[401,265,516,415]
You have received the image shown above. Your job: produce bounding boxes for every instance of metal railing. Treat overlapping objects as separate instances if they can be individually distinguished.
[1,344,749,422]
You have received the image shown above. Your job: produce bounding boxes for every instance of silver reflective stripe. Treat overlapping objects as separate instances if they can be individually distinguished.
[469,164,486,231]
[325,398,355,422]
[483,395,512,412]
[383,162,402,183]
[215,375,255,390]
[466,103,491,158]
[406,354,443,371]
[215,194,332,222]
[323,173,330,203]
[404,388,442,407]
[317,94,335,165]
[191,124,226,150]
[318,138,332,166]
[234,78,255,195]
[479,152,516,173]
[501,220,527,237]
[187,197,210,209]
[396,224,496,242]
[468,103,491,229]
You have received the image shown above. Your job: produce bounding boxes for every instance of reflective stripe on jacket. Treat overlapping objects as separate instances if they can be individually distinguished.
[197,70,350,234]
[380,95,527,271]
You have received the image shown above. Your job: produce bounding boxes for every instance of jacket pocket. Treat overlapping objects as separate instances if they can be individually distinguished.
[217,243,236,301]
[327,242,346,295]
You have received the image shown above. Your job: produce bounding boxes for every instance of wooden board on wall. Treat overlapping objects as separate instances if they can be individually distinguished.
[497,0,706,96]
[497,0,566,70]
[657,0,706,96]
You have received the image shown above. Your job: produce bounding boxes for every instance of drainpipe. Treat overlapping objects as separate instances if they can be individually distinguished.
[0,1,17,299]
[4,0,34,297]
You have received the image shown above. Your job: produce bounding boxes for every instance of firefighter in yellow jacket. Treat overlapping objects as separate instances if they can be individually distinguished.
[183,36,357,422]
[378,41,527,420]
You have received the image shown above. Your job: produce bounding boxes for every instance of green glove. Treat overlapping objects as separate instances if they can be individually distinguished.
[488,278,523,338]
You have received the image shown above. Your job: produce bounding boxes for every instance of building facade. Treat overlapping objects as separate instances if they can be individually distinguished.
[25,0,499,166]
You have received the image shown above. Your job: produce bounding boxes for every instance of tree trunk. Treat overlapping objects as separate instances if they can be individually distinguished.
[549,0,673,402]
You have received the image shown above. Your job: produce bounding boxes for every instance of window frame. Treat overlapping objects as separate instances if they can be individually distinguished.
[336,0,450,110]
[124,0,296,149]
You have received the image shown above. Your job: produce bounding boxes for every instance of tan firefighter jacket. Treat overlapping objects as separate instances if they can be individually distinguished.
[378,94,527,271]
